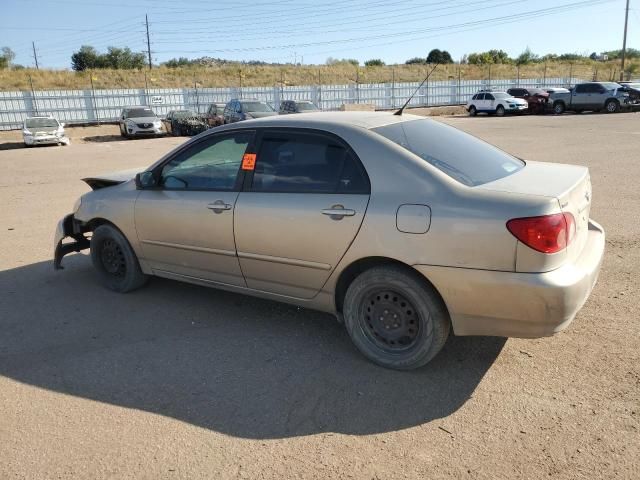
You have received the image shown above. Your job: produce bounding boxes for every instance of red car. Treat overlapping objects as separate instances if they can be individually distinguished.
[507,87,550,114]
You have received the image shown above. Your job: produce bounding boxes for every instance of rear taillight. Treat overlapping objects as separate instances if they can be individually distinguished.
[507,213,575,254]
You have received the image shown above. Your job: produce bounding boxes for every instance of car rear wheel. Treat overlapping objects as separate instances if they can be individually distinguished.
[553,101,566,115]
[605,99,620,113]
[91,224,148,293]
[343,265,450,370]
[468,105,477,116]
[495,105,505,117]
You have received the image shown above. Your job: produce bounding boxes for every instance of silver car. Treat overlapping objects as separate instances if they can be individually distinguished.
[118,106,164,138]
[54,112,605,370]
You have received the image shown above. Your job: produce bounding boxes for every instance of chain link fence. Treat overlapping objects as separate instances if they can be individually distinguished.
[1,76,586,130]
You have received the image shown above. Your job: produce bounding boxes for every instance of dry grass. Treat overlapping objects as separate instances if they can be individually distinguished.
[0,61,636,91]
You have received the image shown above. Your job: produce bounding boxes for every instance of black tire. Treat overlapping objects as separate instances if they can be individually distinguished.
[495,105,505,117]
[120,124,126,137]
[553,101,565,115]
[90,224,148,293]
[468,105,477,117]
[343,265,450,370]
[605,99,620,113]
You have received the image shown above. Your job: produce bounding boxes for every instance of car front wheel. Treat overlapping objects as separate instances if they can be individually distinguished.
[495,105,505,116]
[605,99,620,113]
[468,105,477,116]
[90,224,148,293]
[553,102,565,114]
[343,265,450,370]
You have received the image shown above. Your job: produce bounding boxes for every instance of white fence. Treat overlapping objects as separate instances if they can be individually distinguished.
[0,77,582,130]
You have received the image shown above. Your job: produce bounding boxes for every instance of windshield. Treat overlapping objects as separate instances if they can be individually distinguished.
[528,88,546,95]
[372,119,524,187]
[126,108,156,118]
[241,102,274,112]
[25,118,59,128]
[297,102,318,111]
[173,110,196,118]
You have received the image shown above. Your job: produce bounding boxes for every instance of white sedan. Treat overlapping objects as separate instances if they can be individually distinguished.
[23,116,69,146]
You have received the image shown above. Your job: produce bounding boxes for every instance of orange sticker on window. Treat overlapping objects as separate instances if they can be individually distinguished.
[241,153,256,170]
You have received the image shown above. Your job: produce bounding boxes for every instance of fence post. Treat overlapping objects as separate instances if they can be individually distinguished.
[457,66,461,104]
[517,65,520,86]
[193,75,199,113]
[568,63,573,86]
[543,63,547,86]
[488,64,491,85]
[391,68,395,109]
[317,70,322,110]
[89,75,100,124]
[29,75,38,115]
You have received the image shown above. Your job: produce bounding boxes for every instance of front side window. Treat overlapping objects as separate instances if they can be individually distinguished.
[485,93,495,100]
[160,132,253,190]
[251,131,369,194]
[372,119,524,187]
[575,84,587,94]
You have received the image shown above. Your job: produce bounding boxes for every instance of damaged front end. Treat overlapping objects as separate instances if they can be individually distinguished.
[53,214,91,270]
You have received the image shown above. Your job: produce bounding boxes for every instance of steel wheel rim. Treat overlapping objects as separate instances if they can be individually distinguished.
[100,239,126,277]
[607,102,616,112]
[360,289,421,353]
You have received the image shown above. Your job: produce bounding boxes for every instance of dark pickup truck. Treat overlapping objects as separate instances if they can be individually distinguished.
[549,82,631,114]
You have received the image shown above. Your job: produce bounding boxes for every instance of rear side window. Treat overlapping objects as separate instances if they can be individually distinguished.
[372,119,524,187]
[251,132,369,194]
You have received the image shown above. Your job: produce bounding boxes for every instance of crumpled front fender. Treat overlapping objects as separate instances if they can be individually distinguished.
[53,214,90,270]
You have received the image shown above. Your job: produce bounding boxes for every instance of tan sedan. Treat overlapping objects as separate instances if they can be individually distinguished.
[54,112,605,370]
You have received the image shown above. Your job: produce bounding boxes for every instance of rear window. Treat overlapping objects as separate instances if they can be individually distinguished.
[372,119,524,187]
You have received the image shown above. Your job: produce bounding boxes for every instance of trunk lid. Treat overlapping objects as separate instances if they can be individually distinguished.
[478,161,591,268]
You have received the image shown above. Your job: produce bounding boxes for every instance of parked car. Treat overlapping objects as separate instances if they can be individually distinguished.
[466,91,528,116]
[119,107,164,138]
[223,99,277,123]
[279,100,320,114]
[54,112,604,370]
[22,115,69,146]
[549,82,631,114]
[162,110,208,137]
[506,87,550,114]
[203,102,227,127]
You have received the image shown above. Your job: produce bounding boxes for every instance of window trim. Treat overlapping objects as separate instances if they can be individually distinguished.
[241,127,371,195]
[149,128,256,192]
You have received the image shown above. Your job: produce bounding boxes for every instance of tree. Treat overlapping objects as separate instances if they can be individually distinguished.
[405,57,426,64]
[364,59,384,67]
[71,45,146,70]
[0,46,15,69]
[426,49,453,64]
[515,47,540,65]
[589,52,598,60]
[467,49,511,65]
[71,45,100,71]
[326,57,359,66]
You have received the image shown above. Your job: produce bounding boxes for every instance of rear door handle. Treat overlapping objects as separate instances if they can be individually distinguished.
[207,201,232,213]
[322,205,356,220]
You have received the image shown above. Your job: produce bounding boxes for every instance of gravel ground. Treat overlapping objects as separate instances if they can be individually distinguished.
[0,113,638,480]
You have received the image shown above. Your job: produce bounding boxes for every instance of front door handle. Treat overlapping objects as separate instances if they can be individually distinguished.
[322,205,356,220]
[207,201,232,213]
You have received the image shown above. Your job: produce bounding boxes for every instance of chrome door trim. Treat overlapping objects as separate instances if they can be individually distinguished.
[237,251,332,270]
[141,239,236,257]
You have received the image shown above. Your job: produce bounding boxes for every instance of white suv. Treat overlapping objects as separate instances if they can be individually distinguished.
[466,90,528,116]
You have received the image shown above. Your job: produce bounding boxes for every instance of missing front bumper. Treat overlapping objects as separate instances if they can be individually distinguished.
[53,214,90,270]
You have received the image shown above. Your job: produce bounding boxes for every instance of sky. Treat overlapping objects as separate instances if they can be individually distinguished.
[0,0,638,69]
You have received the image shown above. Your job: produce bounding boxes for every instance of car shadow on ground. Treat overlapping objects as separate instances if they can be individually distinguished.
[0,142,26,151]
[0,255,505,439]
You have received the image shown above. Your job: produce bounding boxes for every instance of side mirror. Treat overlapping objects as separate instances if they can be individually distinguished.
[135,171,157,189]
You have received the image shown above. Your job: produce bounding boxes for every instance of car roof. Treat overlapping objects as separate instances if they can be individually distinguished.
[215,111,423,130]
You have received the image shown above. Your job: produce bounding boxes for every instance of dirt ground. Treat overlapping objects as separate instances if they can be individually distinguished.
[0,113,638,480]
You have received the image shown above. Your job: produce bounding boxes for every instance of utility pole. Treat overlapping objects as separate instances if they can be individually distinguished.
[32,41,39,70]
[620,0,630,81]
[145,14,152,70]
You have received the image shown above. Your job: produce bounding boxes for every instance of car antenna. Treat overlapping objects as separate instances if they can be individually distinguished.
[394,63,439,116]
